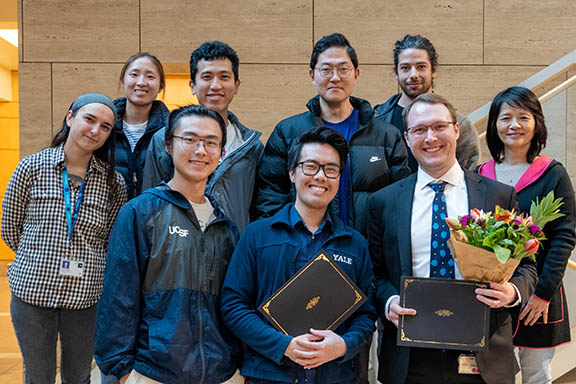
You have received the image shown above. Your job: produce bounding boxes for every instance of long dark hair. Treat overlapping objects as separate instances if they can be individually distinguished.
[486,86,547,163]
[51,102,118,192]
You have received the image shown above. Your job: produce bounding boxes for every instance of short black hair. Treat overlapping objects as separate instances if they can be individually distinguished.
[310,33,358,70]
[393,34,438,73]
[486,86,547,163]
[287,127,349,172]
[164,105,227,151]
[190,41,240,83]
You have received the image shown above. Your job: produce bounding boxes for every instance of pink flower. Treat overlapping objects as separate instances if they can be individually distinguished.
[524,239,539,254]
[470,208,481,219]
[529,225,540,235]
[460,215,473,226]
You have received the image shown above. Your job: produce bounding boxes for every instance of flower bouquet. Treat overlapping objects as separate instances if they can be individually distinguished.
[445,191,564,283]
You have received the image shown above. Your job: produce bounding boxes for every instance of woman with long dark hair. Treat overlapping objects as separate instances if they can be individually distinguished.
[478,86,576,384]
[2,93,127,383]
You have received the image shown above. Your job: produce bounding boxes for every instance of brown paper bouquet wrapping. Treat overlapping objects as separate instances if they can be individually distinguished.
[447,236,520,284]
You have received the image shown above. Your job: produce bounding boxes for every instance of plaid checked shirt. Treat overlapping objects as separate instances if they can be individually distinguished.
[2,145,126,309]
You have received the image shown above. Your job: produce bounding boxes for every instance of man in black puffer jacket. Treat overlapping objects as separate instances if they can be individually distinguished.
[255,33,410,237]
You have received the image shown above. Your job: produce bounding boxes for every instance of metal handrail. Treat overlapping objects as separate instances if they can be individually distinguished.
[569,259,576,271]
[470,49,576,138]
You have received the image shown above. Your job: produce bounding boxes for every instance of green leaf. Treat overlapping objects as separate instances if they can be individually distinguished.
[530,191,565,228]
[494,244,511,264]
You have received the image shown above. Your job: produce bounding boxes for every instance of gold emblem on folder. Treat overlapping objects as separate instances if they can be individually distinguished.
[435,309,454,318]
[306,296,320,310]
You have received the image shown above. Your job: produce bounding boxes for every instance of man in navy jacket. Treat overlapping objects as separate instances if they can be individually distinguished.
[221,127,376,383]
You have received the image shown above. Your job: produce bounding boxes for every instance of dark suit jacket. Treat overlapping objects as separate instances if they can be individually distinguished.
[367,169,537,384]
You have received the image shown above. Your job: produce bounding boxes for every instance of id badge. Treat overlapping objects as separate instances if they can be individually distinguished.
[59,259,84,277]
[458,354,480,375]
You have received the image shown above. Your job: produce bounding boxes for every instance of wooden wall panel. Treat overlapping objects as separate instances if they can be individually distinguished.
[18,63,52,157]
[314,0,483,65]
[485,0,576,65]
[22,0,139,62]
[354,65,398,107]
[141,0,312,64]
[228,64,316,142]
[51,63,123,130]
[434,65,545,116]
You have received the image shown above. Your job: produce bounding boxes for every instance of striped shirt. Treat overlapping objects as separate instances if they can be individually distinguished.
[1,145,127,309]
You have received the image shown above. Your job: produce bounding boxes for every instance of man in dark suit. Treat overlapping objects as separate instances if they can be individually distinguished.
[367,93,537,384]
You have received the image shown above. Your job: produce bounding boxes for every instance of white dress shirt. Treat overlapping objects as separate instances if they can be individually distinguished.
[410,161,468,279]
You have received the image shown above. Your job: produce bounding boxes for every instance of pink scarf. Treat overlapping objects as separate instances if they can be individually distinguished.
[477,155,553,192]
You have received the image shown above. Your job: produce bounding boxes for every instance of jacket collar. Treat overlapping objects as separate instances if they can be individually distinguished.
[305,95,376,128]
[112,97,170,134]
[395,173,417,275]
[375,93,402,118]
[145,182,225,213]
[463,169,487,211]
[51,144,108,175]
[270,203,354,238]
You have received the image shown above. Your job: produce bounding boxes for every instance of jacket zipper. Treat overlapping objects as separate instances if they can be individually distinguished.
[222,130,258,160]
[198,289,206,383]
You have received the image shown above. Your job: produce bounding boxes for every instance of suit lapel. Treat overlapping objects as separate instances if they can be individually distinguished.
[397,176,416,276]
[465,170,486,211]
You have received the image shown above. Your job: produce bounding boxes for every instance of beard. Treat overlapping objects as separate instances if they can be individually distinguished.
[399,79,434,100]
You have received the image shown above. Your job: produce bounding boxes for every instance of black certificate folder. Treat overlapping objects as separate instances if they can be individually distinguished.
[398,277,490,351]
[258,250,367,336]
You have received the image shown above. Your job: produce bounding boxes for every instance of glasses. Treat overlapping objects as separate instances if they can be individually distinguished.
[297,161,341,179]
[315,65,354,79]
[172,134,221,154]
[407,121,455,137]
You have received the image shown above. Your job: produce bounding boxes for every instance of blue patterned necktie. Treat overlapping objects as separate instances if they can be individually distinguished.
[429,182,455,279]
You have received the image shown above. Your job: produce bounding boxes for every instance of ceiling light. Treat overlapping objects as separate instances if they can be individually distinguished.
[0,30,18,47]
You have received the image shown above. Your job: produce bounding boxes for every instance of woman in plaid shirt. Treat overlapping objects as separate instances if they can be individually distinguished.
[2,93,127,384]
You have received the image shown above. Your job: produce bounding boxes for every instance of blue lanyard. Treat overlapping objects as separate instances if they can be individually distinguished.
[62,165,88,240]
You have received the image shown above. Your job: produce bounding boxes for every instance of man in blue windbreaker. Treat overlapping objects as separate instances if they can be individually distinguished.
[96,105,241,384]
[221,127,377,384]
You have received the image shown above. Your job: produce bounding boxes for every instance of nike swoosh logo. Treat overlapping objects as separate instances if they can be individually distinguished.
[369,156,382,163]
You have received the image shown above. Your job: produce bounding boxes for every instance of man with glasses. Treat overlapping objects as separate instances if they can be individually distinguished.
[96,105,243,384]
[222,127,377,384]
[367,94,536,384]
[255,32,410,237]
[375,34,479,172]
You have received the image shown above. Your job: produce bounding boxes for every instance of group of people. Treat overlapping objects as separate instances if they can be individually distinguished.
[1,32,574,384]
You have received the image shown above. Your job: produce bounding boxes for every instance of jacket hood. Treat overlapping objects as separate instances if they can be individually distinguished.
[305,95,376,127]
[142,183,238,239]
[113,97,170,134]
[143,182,225,214]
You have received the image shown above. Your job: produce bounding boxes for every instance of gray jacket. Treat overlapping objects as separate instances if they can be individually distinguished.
[142,112,264,233]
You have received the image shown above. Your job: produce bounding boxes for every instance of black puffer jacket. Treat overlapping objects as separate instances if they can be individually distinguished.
[113,98,170,200]
[255,96,410,236]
